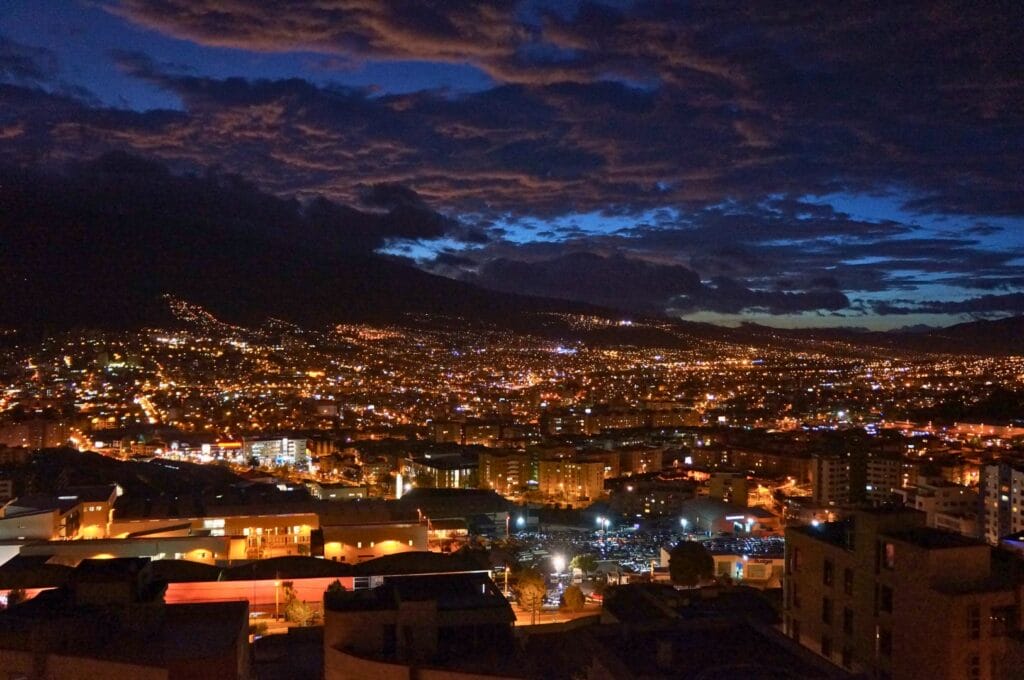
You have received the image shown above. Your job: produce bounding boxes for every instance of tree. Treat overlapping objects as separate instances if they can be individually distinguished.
[515,567,547,626]
[668,541,714,588]
[326,579,347,594]
[570,553,598,577]
[282,582,318,626]
[562,584,585,612]
[3,588,26,609]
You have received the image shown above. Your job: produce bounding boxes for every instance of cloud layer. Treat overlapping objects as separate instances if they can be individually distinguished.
[0,2,1021,323]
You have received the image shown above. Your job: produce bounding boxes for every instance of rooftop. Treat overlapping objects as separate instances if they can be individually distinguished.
[883,527,986,550]
[325,572,512,616]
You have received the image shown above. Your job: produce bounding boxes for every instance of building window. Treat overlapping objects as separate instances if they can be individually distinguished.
[792,619,801,643]
[882,542,895,569]
[823,559,834,587]
[880,585,893,614]
[841,647,853,669]
[991,605,1016,636]
[968,654,981,680]
[843,568,853,595]
[822,597,833,625]
[792,582,801,609]
[968,605,981,640]
[843,607,854,635]
[878,627,892,657]
[821,636,832,659]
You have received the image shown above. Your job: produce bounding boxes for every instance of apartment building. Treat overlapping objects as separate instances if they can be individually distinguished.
[785,508,1024,679]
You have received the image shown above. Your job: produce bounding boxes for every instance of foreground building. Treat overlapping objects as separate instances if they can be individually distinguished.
[785,507,1024,679]
[0,557,250,679]
[322,572,519,680]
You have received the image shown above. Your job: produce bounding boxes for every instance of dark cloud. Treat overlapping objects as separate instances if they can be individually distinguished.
[106,0,1024,215]
[0,36,58,85]
[872,294,1024,316]
[1,3,1022,321]
[459,250,850,315]
[670,278,850,315]
[0,150,461,254]
[470,252,702,312]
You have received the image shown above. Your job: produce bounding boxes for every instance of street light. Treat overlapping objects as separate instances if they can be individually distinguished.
[680,518,689,530]
[553,555,565,575]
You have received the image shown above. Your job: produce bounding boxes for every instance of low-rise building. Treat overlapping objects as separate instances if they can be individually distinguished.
[320,521,428,563]
[0,557,250,679]
[322,572,519,680]
[0,485,118,541]
[307,482,368,501]
[895,477,978,536]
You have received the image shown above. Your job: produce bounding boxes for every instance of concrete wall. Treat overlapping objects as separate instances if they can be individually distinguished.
[324,645,523,680]
[0,509,57,540]
[165,576,353,609]
[45,654,169,680]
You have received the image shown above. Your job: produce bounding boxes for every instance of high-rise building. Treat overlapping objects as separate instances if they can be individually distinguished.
[784,508,1024,679]
[709,471,749,506]
[813,452,902,507]
[619,447,664,476]
[479,450,532,495]
[537,459,604,504]
[980,463,1024,545]
[812,454,851,506]
[0,418,70,450]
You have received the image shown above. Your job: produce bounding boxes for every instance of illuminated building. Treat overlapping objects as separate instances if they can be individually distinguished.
[109,511,318,560]
[403,452,478,489]
[479,450,532,495]
[320,521,428,563]
[813,452,902,507]
[0,485,118,541]
[708,471,749,506]
[618,447,664,476]
[675,497,781,535]
[812,454,851,506]
[0,418,70,450]
[981,463,1024,545]
[306,482,368,501]
[894,477,978,537]
[579,449,620,479]
[608,476,696,518]
[537,459,604,505]
[785,508,1024,678]
[242,436,308,468]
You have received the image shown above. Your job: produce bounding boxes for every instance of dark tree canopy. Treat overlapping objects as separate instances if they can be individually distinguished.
[668,541,714,587]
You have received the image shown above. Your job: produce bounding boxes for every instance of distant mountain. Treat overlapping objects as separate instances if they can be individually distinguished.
[0,155,601,334]
[2,154,1021,356]
[714,317,1024,356]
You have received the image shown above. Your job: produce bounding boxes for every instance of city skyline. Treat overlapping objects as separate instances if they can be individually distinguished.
[1,2,1022,329]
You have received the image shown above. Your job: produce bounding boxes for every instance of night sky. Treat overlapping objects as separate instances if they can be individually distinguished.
[2,1,1023,329]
